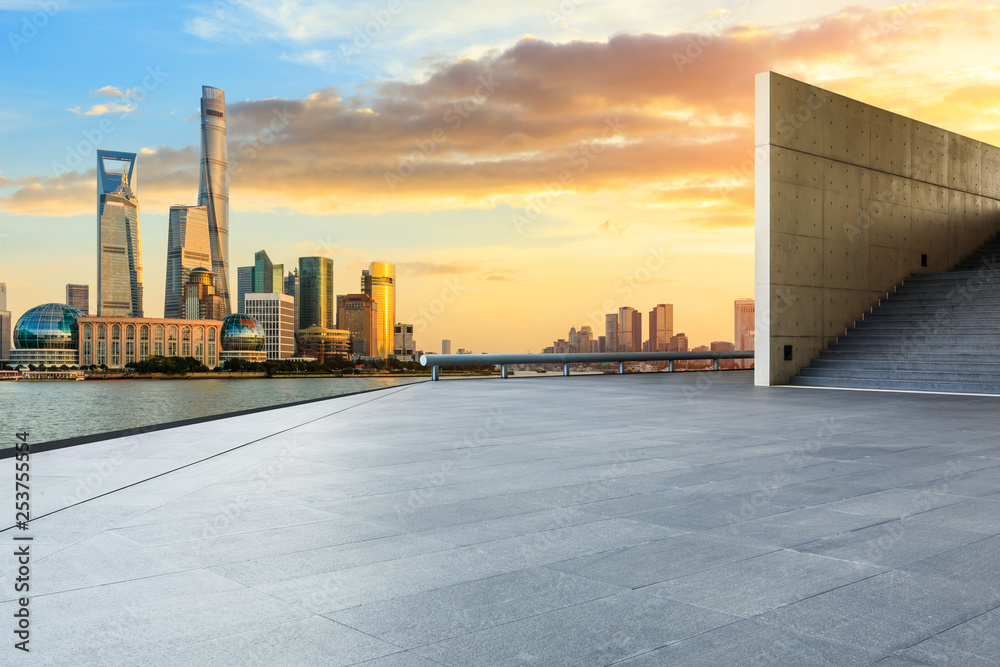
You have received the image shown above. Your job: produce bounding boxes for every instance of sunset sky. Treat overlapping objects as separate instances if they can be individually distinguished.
[2,0,999,353]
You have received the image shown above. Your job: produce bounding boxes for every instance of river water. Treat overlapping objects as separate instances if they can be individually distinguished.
[0,376,429,446]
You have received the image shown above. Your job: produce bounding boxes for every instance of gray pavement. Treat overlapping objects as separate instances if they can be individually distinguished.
[3,371,1000,665]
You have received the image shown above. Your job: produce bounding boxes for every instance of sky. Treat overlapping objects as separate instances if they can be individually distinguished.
[2,0,1000,353]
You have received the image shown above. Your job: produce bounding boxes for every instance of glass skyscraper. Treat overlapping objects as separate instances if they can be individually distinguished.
[97,150,142,317]
[164,205,211,319]
[253,250,274,293]
[65,284,90,315]
[198,86,231,315]
[362,262,395,359]
[236,266,254,314]
[298,256,334,330]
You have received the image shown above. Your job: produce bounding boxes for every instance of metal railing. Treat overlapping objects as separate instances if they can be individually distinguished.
[419,351,754,380]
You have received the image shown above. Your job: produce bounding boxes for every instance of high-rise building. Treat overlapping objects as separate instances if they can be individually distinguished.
[579,325,593,354]
[198,86,231,314]
[284,269,299,331]
[0,308,10,363]
[618,307,641,352]
[669,333,689,352]
[362,262,395,359]
[394,323,415,361]
[337,293,378,357]
[182,268,226,321]
[245,292,295,359]
[605,314,618,353]
[164,205,210,319]
[66,284,90,315]
[253,250,274,293]
[272,264,284,294]
[735,298,755,368]
[0,282,7,362]
[97,150,142,317]
[442,339,451,354]
[648,304,673,352]
[568,327,578,352]
[598,335,606,353]
[299,256,334,329]
[236,266,254,313]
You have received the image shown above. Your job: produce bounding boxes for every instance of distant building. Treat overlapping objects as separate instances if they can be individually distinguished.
[299,256,335,329]
[182,268,226,321]
[97,150,142,317]
[218,314,267,365]
[0,309,10,363]
[618,307,641,352]
[295,327,350,362]
[394,323,415,362]
[245,292,295,359]
[0,283,6,310]
[254,250,274,293]
[711,341,735,351]
[362,262,395,358]
[669,332,689,352]
[442,339,451,354]
[284,268,299,331]
[198,86,231,314]
[648,304,673,352]
[163,205,210,318]
[79,315,222,369]
[735,298,755,368]
[236,266,254,314]
[10,303,85,367]
[598,335,606,353]
[579,325,594,354]
[338,293,378,357]
[66,284,90,315]
[605,314,618,353]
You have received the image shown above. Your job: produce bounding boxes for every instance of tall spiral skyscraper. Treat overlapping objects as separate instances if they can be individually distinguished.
[198,86,231,315]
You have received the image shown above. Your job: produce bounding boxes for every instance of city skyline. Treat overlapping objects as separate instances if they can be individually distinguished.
[3,1,1000,351]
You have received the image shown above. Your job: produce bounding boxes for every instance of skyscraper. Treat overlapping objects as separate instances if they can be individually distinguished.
[605,314,618,353]
[97,150,142,317]
[284,269,299,331]
[338,294,378,356]
[442,339,451,354]
[253,250,274,293]
[362,262,395,359]
[236,266,254,313]
[198,86,231,314]
[164,205,211,319]
[735,298,755,368]
[648,304,673,352]
[299,256,334,329]
[579,325,594,353]
[66,284,90,315]
[618,307,641,352]
[0,283,9,362]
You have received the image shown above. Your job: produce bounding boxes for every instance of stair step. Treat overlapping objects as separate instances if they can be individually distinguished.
[798,367,1000,382]
[789,376,1000,393]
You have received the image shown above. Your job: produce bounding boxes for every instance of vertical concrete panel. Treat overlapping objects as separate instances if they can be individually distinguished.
[756,71,1000,385]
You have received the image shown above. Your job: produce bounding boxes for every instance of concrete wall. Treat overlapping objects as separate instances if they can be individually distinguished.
[755,72,1000,385]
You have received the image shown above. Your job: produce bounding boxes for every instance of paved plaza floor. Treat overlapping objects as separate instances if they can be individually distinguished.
[3,371,1000,665]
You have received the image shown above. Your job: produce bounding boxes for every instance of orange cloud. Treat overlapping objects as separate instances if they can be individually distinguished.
[4,1,1000,220]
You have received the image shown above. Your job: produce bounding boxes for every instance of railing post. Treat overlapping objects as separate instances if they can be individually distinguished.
[501,364,508,378]
[432,365,439,381]
[668,360,674,372]
[713,358,719,371]
[619,361,625,374]
[563,363,570,376]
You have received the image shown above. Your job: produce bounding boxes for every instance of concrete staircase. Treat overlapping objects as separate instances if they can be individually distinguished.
[790,233,1000,393]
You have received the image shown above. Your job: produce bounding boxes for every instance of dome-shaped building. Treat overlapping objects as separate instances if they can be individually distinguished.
[219,313,268,364]
[10,303,83,367]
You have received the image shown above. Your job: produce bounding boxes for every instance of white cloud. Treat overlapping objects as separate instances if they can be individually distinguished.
[90,85,123,98]
[66,102,136,116]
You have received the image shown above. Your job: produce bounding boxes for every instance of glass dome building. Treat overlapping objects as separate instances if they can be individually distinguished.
[10,303,83,366]
[219,313,268,364]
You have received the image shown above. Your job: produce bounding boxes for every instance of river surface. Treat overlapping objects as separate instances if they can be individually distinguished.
[0,376,429,446]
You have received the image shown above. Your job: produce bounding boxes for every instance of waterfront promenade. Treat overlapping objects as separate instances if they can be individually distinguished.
[3,371,1000,665]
